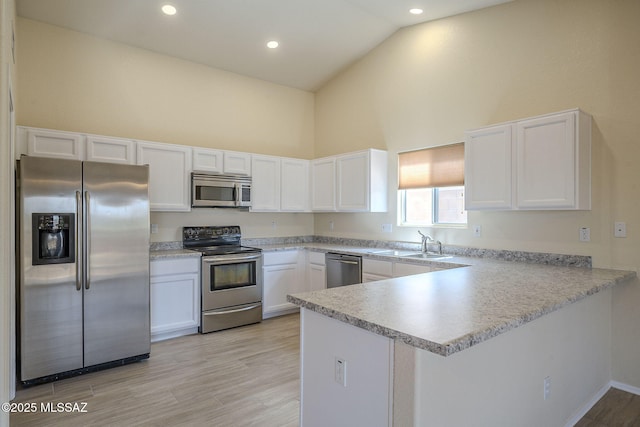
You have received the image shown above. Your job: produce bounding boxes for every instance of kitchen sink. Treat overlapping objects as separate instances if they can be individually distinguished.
[401,253,452,260]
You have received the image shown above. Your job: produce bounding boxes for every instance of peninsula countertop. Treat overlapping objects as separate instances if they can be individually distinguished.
[287,257,635,357]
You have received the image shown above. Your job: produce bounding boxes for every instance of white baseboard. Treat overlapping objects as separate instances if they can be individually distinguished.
[564,380,640,427]
[610,380,640,396]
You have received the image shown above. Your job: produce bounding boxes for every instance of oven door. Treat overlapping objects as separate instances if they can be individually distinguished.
[201,253,263,311]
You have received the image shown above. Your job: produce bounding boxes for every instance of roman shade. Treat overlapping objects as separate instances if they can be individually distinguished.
[398,143,464,189]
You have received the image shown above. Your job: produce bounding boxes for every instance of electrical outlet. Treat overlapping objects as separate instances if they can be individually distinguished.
[382,223,392,233]
[335,357,347,387]
[614,222,627,238]
[473,225,482,237]
[543,376,551,400]
[150,224,158,234]
[579,227,590,242]
[271,221,277,230]
[329,221,334,231]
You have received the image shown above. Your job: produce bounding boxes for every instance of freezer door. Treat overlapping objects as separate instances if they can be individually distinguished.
[18,157,84,381]
[83,161,151,367]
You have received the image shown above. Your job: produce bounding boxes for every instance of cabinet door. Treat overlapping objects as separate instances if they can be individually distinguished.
[137,141,192,211]
[26,128,84,160]
[251,155,281,211]
[281,158,310,212]
[224,151,251,176]
[464,124,514,210]
[337,151,369,211]
[150,272,200,340]
[516,112,576,209]
[393,262,433,277]
[308,263,326,292]
[362,273,389,283]
[311,157,336,211]
[86,135,136,164]
[263,264,299,315]
[193,147,224,173]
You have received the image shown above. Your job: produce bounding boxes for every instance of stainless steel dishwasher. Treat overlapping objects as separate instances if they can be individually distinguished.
[325,253,362,288]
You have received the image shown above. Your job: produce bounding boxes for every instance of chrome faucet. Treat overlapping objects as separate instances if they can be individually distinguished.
[418,230,443,255]
[418,230,433,253]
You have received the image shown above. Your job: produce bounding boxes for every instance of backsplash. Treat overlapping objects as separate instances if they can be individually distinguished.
[152,236,592,268]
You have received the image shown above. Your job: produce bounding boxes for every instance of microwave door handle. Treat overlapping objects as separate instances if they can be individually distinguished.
[234,183,241,207]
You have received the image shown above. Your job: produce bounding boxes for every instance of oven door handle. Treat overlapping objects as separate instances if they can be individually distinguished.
[203,304,261,316]
[202,254,262,264]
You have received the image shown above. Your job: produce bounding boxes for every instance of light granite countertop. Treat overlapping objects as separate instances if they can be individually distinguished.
[287,257,635,357]
[150,248,201,260]
[149,240,635,357]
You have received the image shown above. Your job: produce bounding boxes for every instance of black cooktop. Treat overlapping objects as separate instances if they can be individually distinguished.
[182,225,261,256]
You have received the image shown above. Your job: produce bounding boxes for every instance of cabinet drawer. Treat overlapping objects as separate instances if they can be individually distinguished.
[308,251,325,265]
[151,257,199,276]
[263,250,299,266]
[363,258,393,277]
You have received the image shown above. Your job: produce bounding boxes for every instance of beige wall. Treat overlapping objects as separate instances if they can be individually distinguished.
[314,0,640,273]
[16,17,317,241]
[0,0,16,420]
[16,18,315,159]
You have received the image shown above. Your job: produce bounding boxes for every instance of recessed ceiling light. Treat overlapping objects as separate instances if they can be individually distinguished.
[266,41,279,49]
[161,4,177,16]
[409,8,424,15]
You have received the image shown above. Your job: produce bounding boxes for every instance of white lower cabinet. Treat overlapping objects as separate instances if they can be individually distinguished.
[263,250,305,318]
[150,257,200,342]
[362,258,393,283]
[393,262,435,277]
[307,251,326,291]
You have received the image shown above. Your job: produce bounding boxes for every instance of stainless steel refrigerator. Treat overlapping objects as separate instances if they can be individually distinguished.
[17,155,151,385]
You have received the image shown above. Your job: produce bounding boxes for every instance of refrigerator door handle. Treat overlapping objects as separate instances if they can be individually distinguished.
[85,190,91,290]
[75,191,82,291]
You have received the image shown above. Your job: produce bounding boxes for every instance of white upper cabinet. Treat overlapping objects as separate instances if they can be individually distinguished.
[193,147,254,176]
[516,111,590,209]
[86,135,136,164]
[192,147,224,173]
[251,155,281,212]
[336,149,387,212]
[20,126,135,164]
[251,156,310,212]
[311,157,337,211]
[25,128,84,160]
[464,109,591,211]
[223,151,252,176]
[281,158,310,212]
[464,124,514,210]
[137,141,192,212]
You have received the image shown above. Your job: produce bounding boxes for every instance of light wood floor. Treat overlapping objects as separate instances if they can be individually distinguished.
[575,387,640,427]
[11,313,301,427]
[10,312,640,426]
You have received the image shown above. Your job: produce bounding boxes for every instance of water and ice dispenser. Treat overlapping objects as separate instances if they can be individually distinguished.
[31,213,75,265]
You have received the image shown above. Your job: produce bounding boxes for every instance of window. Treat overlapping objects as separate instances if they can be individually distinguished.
[398,144,466,226]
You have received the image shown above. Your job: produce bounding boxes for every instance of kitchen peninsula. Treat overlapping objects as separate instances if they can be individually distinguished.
[288,256,635,427]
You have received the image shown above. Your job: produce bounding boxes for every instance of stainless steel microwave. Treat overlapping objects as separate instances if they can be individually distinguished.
[191,173,252,208]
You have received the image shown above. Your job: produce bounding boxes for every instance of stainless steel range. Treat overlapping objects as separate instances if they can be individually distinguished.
[183,226,263,333]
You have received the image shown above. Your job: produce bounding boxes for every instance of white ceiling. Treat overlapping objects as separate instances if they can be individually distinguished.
[17,0,512,91]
